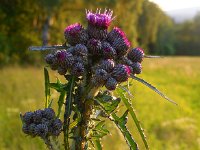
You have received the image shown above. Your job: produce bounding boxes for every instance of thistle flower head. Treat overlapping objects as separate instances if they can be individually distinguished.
[64,23,83,36]
[112,64,131,82]
[35,124,48,137]
[127,47,144,63]
[64,23,89,45]
[99,59,115,73]
[86,9,114,28]
[87,38,102,55]
[105,77,118,91]
[107,27,128,43]
[102,42,116,59]
[55,50,74,68]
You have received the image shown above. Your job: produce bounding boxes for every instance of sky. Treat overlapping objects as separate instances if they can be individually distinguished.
[149,0,200,11]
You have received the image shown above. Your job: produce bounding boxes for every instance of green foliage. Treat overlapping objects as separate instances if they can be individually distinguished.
[116,88,149,149]
[44,67,51,108]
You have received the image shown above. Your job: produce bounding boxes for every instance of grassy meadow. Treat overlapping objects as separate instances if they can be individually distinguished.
[0,57,200,150]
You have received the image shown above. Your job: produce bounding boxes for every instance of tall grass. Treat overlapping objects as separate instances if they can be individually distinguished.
[0,57,200,150]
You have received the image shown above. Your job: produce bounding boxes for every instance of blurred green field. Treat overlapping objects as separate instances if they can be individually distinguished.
[0,57,200,150]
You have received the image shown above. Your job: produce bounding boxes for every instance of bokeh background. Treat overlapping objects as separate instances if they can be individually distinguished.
[0,0,200,149]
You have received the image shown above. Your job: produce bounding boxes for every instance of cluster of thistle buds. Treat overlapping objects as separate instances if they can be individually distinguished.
[45,9,144,90]
[21,108,62,138]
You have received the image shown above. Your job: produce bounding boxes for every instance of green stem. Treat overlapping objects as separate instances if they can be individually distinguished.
[63,76,75,150]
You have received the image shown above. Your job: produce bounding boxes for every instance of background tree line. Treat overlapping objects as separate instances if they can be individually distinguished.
[0,0,200,66]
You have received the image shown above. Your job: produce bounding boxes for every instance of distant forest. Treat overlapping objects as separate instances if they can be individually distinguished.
[0,0,200,65]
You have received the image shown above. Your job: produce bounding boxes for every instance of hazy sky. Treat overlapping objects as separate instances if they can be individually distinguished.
[150,0,200,11]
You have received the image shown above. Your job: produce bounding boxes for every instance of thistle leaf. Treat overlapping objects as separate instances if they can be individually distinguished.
[118,84,133,97]
[63,76,75,149]
[44,67,50,108]
[49,78,66,92]
[95,93,121,115]
[56,91,66,118]
[116,88,149,150]
[111,110,139,150]
[94,140,102,150]
[130,74,177,105]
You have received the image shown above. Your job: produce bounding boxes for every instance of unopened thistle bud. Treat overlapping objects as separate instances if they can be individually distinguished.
[127,47,144,63]
[120,56,133,66]
[23,112,34,125]
[55,50,74,68]
[57,67,67,75]
[33,109,43,124]
[22,124,30,134]
[64,23,89,46]
[102,42,116,59]
[107,27,128,43]
[43,108,55,120]
[52,119,62,130]
[35,124,48,137]
[111,64,131,82]
[94,69,109,82]
[45,54,55,65]
[74,44,88,57]
[99,59,115,72]
[71,62,85,77]
[105,77,118,90]
[112,38,130,57]
[130,62,142,74]
[28,123,37,137]
[87,38,102,55]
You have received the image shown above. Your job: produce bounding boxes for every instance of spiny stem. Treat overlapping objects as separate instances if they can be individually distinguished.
[43,137,54,150]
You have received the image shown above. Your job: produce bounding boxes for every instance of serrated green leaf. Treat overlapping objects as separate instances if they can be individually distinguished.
[44,67,50,108]
[69,106,81,130]
[49,78,66,92]
[116,88,149,150]
[130,74,177,105]
[111,110,139,150]
[118,84,133,97]
[96,93,121,115]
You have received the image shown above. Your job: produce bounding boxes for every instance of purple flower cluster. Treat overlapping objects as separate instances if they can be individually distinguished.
[45,9,144,91]
[22,108,62,138]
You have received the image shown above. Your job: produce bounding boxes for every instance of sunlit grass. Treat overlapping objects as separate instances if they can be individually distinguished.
[0,57,200,150]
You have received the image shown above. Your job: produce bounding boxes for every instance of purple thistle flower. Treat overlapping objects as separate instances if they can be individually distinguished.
[86,9,114,28]
[64,23,89,45]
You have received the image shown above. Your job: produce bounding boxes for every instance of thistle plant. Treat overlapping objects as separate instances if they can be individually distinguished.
[21,9,177,150]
